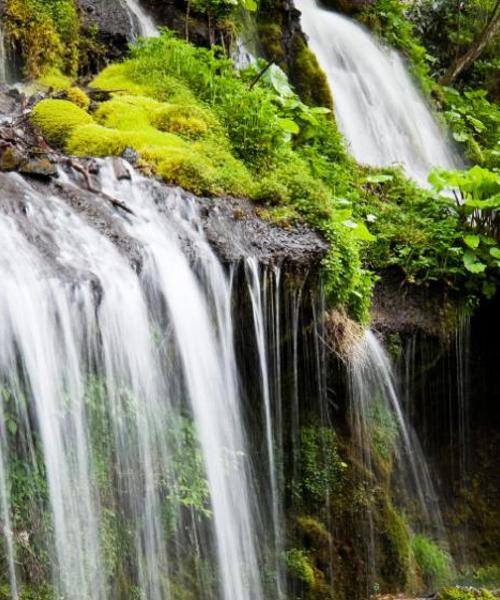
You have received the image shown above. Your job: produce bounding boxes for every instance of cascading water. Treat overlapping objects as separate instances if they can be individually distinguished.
[0,163,263,600]
[0,25,7,83]
[123,0,158,38]
[349,330,447,583]
[294,0,460,185]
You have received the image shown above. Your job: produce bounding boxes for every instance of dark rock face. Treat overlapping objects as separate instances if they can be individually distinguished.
[76,0,140,62]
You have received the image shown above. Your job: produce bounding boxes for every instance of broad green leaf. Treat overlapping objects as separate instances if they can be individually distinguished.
[463,251,486,273]
[240,0,257,10]
[278,118,300,135]
[463,234,480,249]
[452,131,469,142]
[490,247,500,259]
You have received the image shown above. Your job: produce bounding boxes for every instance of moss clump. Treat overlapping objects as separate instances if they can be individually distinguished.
[290,37,333,110]
[38,67,73,91]
[67,87,91,110]
[411,534,454,591]
[31,99,93,147]
[286,548,317,588]
[257,23,286,64]
[380,503,413,590]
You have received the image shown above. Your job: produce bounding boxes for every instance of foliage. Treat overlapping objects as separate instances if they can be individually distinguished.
[4,0,81,78]
[285,548,316,588]
[408,0,500,96]
[442,88,500,170]
[411,534,454,590]
[294,425,348,508]
[438,587,500,600]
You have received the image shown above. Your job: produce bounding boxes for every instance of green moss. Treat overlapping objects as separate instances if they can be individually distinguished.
[411,534,454,590]
[257,23,286,64]
[381,503,413,590]
[38,67,73,91]
[286,548,317,588]
[31,99,93,147]
[290,37,333,110]
[66,87,91,110]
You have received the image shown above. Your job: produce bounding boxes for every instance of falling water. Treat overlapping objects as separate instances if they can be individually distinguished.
[349,331,446,543]
[295,0,459,185]
[123,0,158,38]
[0,162,263,600]
[0,25,7,83]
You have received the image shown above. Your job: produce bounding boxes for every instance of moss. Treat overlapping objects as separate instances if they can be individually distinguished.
[151,104,214,139]
[31,99,93,147]
[66,87,91,110]
[286,548,317,588]
[257,23,286,64]
[290,37,334,110]
[380,503,414,590]
[411,534,454,591]
[38,67,73,91]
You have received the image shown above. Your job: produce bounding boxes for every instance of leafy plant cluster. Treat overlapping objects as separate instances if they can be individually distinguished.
[352,165,500,306]
[4,0,81,78]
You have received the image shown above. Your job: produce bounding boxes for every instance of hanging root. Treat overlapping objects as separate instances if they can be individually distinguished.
[323,309,365,364]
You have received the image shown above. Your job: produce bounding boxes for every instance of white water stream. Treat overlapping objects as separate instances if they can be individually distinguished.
[295,0,459,185]
[0,163,263,600]
[123,0,158,38]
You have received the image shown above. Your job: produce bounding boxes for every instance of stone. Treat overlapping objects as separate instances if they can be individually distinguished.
[19,157,58,179]
[0,145,24,171]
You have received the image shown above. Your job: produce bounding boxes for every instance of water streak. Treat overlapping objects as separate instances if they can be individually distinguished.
[295,0,460,185]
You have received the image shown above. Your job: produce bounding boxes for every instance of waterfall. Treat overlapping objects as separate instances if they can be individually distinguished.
[0,25,7,83]
[295,0,460,185]
[0,163,263,600]
[122,0,158,38]
[349,330,447,581]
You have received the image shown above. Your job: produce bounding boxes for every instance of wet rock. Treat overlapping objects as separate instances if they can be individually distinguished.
[76,0,139,61]
[19,157,58,179]
[121,147,139,165]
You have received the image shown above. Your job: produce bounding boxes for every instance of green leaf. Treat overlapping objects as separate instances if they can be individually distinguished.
[278,118,300,135]
[240,0,257,10]
[452,131,469,142]
[463,234,480,249]
[463,251,487,274]
[490,247,500,259]
[366,174,394,184]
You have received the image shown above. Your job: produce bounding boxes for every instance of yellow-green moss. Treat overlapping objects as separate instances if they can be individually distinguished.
[67,87,91,110]
[38,67,73,91]
[257,23,286,64]
[31,99,94,147]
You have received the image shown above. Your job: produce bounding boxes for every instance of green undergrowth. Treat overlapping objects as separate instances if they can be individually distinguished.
[438,588,500,600]
[30,31,375,321]
[4,0,81,78]
[411,534,454,590]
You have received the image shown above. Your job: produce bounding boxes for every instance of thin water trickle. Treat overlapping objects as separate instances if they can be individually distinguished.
[350,331,446,545]
[295,0,460,185]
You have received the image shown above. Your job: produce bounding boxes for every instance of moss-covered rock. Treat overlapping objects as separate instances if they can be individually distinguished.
[31,98,94,147]
[289,36,333,110]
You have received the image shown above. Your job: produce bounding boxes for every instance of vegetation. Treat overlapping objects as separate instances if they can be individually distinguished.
[411,534,454,590]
